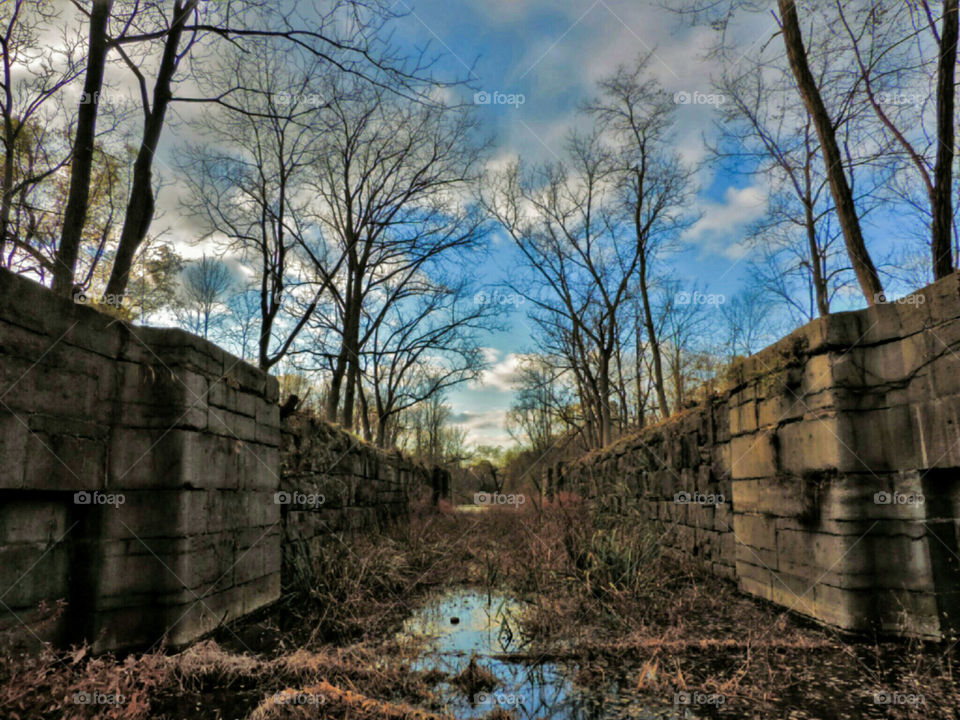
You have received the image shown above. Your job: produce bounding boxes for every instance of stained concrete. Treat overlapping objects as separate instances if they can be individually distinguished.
[554,273,960,640]
[0,269,430,653]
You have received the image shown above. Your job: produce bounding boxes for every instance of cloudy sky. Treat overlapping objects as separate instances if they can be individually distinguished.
[116,0,900,448]
[377,0,775,446]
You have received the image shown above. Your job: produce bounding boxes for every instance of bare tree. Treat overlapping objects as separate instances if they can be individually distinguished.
[220,283,262,362]
[51,0,461,298]
[713,47,835,317]
[657,280,711,410]
[485,133,633,448]
[670,0,886,304]
[719,285,778,359]
[833,0,958,280]
[586,52,696,418]
[776,0,883,304]
[103,0,199,300]
[174,253,233,338]
[362,275,490,447]
[505,355,568,453]
[402,391,461,467]
[51,0,112,295]
[303,77,489,429]
[0,1,83,266]
[179,40,335,370]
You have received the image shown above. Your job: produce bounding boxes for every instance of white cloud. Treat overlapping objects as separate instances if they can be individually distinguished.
[683,184,768,258]
[472,350,527,391]
[447,407,511,445]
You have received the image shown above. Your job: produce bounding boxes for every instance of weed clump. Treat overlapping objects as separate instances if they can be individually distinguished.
[452,655,498,698]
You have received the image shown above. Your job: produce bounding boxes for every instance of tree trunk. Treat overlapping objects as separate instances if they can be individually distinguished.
[778,0,883,304]
[804,199,830,317]
[52,0,112,296]
[339,306,361,428]
[339,264,364,428]
[376,416,388,448]
[597,352,611,447]
[672,347,683,408]
[932,0,958,279]
[634,309,646,428]
[327,241,360,424]
[105,0,197,299]
[357,379,372,442]
[0,134,14,260]
[325,351,346,422]
[638,252,669,418]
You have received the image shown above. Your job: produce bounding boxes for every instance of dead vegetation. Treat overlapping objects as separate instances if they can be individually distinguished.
[2,498,958,719]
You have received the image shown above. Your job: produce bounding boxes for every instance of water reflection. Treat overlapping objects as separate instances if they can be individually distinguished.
[398,589,692,720]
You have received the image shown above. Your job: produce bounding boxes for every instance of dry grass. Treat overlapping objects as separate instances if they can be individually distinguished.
[450,656,498,698]
[2,498,958,719]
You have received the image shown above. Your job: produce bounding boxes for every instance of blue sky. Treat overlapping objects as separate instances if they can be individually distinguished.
[382,0,772,446]
[133,0,914,447]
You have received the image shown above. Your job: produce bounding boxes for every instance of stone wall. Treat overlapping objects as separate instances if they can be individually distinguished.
[554,272,960,641]
[553,400,736,581]
[279,414,432,581]
[0,268,281,653]
[0,269,431,654]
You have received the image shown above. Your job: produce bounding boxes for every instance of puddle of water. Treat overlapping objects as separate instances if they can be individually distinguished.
[398,589,690,720]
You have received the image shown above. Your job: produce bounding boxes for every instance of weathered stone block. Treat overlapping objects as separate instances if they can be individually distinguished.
[730,431,777,479]
[910,396,960,468]
[24,428,106,491]
[0,411,28,488]
[777,416,850,474]
[0,500,68,544]
[734,513,777,552]
[0,544,69,607]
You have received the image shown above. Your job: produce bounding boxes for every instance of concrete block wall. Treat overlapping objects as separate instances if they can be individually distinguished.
[0,268,435,653]
[554,400,736,581]
[279,414,429,580]
[0,268,282,653]
[555,272,960,640]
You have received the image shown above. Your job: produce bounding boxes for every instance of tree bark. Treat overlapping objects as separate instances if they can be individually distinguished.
[339,256,364,428]
[357,379,372,442]
[0,133,14,260]
[778,0,883,304]
[52,0,112,296]
[804,199,830,317]
[104,0,197,299]
[638,251,669,418]
[932,0,958,279]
